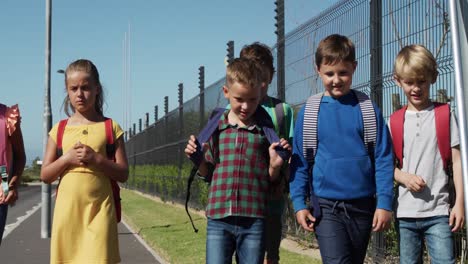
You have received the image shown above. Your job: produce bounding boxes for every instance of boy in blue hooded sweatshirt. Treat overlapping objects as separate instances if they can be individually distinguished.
[289,34,394,264]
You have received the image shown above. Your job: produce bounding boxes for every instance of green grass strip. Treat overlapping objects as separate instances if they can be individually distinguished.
[121,189,320,264]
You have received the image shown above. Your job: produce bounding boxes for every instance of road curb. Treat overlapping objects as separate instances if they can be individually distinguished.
[121,219,168,264]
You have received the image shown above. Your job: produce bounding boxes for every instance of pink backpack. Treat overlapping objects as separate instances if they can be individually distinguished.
[0,104,9,195]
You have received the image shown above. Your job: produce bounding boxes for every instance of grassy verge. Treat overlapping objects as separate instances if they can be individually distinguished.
[121,189,320,264]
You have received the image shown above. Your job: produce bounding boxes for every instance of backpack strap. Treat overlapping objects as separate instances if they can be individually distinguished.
[104,118,116,160]
[354,90,377,154]
[185,107,290,232]
[434,103,451,170]
[103,118,121,223]
[302,93,323,219]
[267,96,286,138]
[56,119,68,157]
[389,106,408,168]
[0,104,7,170]
[189,108,225,167]
[185,108,225,233]
[303,93,322,164]
[55,118,121,222]
[302,90,377,219]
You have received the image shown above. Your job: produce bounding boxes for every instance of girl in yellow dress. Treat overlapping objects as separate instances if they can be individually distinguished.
[41,59,129,264]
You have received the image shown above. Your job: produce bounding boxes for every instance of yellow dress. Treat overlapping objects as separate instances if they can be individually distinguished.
[49,120,123,264]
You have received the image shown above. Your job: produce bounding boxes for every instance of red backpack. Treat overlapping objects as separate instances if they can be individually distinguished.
[389,103,454,206]
[56,118,122,222]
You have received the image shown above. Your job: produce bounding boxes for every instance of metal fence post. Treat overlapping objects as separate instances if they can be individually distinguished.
[178,83,184,177]
[199,66,205,129]
[370,0,383,109]
[164,96,169,163]
[370,0,384,261]
[275,0,285,101]
[154,105,158,124]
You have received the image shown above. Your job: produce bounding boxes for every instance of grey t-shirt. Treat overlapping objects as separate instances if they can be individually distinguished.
[389,104,459,218]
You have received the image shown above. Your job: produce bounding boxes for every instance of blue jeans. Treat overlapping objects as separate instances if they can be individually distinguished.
[206,216,265,264]
[398,216,454,264]
[0,204,8,246]
[314,197,375,264]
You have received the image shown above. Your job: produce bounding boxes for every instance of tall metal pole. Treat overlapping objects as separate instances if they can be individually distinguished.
[449,0,468,234]
[42,0,52,239]
[275,0,285,101]
[369,0,383,109]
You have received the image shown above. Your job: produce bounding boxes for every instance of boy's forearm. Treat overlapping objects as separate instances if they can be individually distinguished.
[269,164,281,182]
[452,148,464,204]
[197,161,210,176]
[394,167,408,186]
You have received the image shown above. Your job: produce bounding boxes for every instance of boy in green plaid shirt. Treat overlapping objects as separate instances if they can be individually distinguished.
[185,58,290,264]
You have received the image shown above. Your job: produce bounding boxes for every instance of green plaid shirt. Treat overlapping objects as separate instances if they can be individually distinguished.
[204,111,271,219]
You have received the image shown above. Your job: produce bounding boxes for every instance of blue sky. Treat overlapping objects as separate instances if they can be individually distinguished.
[0,0,339,164]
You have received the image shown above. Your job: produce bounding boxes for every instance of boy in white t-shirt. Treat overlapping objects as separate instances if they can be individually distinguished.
[389,44,464,264]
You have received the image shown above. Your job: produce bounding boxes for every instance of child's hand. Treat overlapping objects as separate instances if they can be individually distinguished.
[63,142,85,166]
[74,142,98,166]
[372,209,392,232]
[450,202,465,232]
[295,209,316,232]
[268,138,290,168]
[404,174,426,192]
[184,135,198,157]
[184,135,208,157]
[3,188,18,206]
[0,186,4,204]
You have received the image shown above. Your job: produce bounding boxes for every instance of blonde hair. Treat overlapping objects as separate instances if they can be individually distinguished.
[394,45,438,82]
[62,59,104,117]
[225,58,262,90]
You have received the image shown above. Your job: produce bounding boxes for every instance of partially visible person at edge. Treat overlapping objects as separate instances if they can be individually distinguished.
[185,58,290,264]
[0,103,26,246]
[289,34,394,263]
[40,59,128,264]
[390,44,464,264]
[239,42,294,264]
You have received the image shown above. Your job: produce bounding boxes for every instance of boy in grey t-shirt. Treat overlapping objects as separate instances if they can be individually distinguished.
[389,44,464,264]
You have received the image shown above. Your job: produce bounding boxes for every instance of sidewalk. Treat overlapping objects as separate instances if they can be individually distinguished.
[132,189,322,261]
[0,198,164,264]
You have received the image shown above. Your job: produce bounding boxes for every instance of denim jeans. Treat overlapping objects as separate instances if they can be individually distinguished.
[398,216,454,264]
[206,216,265,264]
[0,204,8,246]
[314,197,375,264]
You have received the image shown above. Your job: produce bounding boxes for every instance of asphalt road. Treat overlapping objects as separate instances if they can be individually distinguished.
[0,184,164,264]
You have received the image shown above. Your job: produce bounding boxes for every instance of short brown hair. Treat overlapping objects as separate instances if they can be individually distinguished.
[315,34,356,67]
[240,42,275,84]
[226,58,262,90]
[394,44,438,82]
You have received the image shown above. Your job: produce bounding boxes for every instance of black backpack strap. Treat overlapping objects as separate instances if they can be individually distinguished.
[185,108,225,233]
[185,166,200,233]
[273,99,286,138]
[254,106,291,161]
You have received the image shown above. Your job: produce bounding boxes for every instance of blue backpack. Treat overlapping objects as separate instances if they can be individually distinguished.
[185,106,291,232]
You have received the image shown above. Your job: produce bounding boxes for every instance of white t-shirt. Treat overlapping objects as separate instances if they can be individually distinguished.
[389,104,460,218]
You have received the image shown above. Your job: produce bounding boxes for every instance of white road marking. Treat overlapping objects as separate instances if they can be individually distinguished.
[2,202,42,239]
